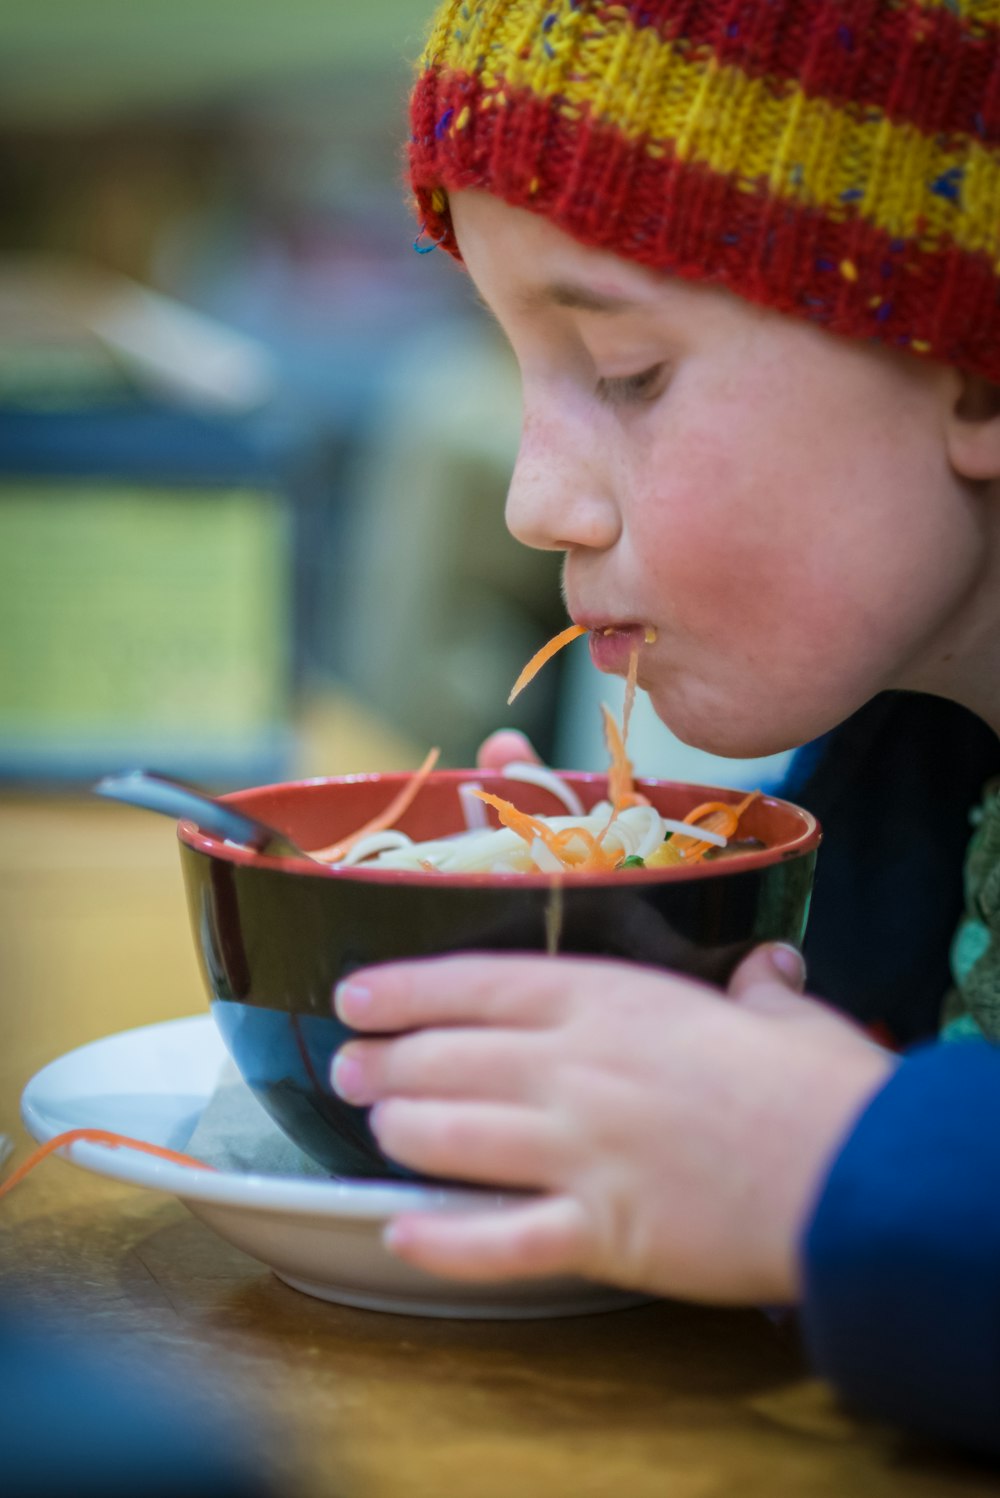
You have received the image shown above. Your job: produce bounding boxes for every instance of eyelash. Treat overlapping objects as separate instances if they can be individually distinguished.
[595,364,666,407]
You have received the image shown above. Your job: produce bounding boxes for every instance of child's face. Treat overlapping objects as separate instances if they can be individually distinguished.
[451,191,987,758]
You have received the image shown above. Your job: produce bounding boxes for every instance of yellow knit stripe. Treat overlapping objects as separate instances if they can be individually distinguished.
[424,0,1000,264]
[913,0,1000,33]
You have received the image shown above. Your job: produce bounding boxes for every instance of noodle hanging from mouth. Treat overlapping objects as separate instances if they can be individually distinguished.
[308,628,759,876]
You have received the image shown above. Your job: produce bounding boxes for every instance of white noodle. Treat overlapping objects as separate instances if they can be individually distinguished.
[636,810,668,861]
[340,830,413,866]
[600,820,638,855]
[458,781,489,830]
[659,817,727,847]
[530,836,566,873]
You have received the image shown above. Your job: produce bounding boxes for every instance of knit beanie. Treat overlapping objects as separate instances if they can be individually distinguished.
[408,0,1000,382]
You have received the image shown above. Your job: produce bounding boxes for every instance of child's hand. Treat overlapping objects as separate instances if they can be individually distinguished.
[331,948,895,1304]
[475,729,540,772]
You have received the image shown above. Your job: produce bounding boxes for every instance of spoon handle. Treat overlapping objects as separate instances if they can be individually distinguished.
[93,770,306,859]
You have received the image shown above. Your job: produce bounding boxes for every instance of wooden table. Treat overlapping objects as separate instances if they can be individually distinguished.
[2,720,996,1496]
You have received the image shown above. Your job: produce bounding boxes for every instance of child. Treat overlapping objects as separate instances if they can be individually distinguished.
[331,0,1000,1454]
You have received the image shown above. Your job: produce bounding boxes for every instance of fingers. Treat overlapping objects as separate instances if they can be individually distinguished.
[334,952,577,1033]
[726,943,806,1016]
[726,945,871,1041]
[384,1194,590,1282]
[476,729,540,773]
[331,1027,547,1107]
[370,1097,564,1189]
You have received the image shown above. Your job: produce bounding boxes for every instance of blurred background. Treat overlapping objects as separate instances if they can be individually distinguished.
[0,0,567,787]
[0,0,797,789]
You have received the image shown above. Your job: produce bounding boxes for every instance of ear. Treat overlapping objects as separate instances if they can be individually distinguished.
[946,374,1000,482]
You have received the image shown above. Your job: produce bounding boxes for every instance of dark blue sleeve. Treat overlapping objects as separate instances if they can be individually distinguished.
[800,1041,1000,1455]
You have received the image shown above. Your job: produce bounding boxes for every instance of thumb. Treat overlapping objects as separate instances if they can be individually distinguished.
[727,942,806,1014]
[476,730,542,773]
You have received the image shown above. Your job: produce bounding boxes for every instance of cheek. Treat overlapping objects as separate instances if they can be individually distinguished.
[631,395,963,680]
[629,424,832,650]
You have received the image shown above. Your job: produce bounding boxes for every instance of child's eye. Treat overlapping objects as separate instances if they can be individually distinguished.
[595,364,666,406]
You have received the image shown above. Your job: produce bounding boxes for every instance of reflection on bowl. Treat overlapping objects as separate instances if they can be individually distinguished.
[178,770,820,1181]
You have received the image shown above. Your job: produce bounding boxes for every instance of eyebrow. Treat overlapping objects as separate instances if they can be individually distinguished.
[515,281,643,315]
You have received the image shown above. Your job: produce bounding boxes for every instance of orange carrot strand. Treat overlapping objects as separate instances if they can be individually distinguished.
[310,746,441,863]
[507,624,588,705]
[621,646,640,747]
[472,789,574,865]
[0,1129,214,1202]
[673,791,761,863]
[601,702,642,815]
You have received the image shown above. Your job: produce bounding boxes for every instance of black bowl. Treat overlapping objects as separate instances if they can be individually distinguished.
[178,770,820,1180]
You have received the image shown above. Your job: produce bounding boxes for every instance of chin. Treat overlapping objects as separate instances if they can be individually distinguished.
[649,691,810,762]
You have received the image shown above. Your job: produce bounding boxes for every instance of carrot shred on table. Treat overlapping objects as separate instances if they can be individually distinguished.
[309,746,441,863]
[0,1129,214,1202]
[507,623,588,705]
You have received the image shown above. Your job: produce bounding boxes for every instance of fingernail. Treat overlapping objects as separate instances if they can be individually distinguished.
[382,1219,411,1254]
[330,1050,365,1102]
[769,943,806,988]
[334,979,372,1023]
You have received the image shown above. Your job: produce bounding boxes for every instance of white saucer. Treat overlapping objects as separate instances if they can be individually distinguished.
[21,1015,645,1320]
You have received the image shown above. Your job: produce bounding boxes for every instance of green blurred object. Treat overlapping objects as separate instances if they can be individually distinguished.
[0,260,300,786]
[0,483,293,783]
[0,0,433,125]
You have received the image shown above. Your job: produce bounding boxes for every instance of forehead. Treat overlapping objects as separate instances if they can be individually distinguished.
[450,190,670,310]
[447,188,946,409]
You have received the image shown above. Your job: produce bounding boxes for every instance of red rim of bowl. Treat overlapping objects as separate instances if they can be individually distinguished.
[176,770,821,887]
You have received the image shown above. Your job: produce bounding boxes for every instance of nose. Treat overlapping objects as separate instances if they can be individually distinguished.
[505,404,621,554]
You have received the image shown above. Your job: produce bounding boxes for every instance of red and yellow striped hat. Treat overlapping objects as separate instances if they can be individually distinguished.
[408,0,1000,381]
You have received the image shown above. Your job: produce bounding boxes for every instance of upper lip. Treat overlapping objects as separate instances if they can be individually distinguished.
[570,613,646,635]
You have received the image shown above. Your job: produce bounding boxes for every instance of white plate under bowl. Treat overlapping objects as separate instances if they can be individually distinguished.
[21,1015,644,1320]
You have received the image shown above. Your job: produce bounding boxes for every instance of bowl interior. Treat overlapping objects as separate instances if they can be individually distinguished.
[178,770,818,880]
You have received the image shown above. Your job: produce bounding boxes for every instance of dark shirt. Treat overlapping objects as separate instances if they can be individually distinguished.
[787,693,1000,1452]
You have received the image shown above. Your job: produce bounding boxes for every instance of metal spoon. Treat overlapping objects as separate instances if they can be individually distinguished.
[93,769,317,862]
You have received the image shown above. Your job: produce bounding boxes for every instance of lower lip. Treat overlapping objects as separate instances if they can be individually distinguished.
[588,626,650,674]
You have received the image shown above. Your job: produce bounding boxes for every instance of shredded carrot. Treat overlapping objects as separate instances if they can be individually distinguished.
[471,788,568,861]
[0,1129,214,1202]
[507,623,588,705]
[576,833,620,873]
[671,791,761,863]
[594,647,649,857]
[471,788,619,871]
[622,646,640,747]
[601,703,632,811]
[310,746,441,863]
[550,824,611,870]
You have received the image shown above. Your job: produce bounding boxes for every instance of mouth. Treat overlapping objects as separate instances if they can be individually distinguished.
[576,619,658,676]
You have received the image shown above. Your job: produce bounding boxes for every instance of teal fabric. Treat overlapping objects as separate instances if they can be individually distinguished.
[942,782,1000,1042]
